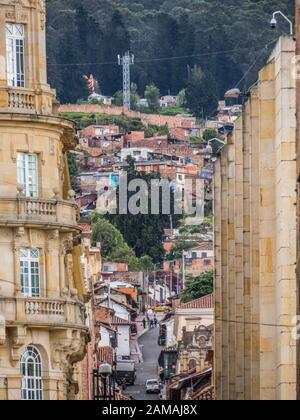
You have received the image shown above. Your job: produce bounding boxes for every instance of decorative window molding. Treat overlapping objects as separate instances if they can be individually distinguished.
[20,346,43,401]
[20,248,41,297]
[6,23,25,88]
[17,152,38,198]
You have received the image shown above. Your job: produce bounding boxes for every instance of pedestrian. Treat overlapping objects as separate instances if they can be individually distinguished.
[154,317,158,328]
[150,319,154,329]
[143,318,146,329]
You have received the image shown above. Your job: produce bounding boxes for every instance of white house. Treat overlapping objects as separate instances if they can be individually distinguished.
[99,296,131,322]
[111,315,131,358]
[121,147,153,162]
[185,243,214,260]
[149,283,171,305]
[174,294,214,342]
[165,317,177,348]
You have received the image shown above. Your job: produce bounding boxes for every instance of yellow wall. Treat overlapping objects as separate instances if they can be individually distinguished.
[214,36,297,400]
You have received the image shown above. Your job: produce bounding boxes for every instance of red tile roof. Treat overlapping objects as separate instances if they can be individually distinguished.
[94,306,114,325]
[179,294,214,309]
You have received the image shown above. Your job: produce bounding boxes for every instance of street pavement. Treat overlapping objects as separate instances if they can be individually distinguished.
[124,325,162,401]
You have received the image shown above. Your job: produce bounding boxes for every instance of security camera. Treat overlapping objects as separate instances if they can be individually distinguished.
[270,17,277,29]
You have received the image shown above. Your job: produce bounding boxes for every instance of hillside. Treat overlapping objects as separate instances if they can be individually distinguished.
[46,0,294,116]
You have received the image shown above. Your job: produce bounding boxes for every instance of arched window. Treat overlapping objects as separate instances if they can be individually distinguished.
[20,346,43,400]
[188,359,197,371]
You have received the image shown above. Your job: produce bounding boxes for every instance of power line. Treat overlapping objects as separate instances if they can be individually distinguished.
[47,44,275,68]
[215,317,296,329]
[204,38,278,118]
[235,38,278,88]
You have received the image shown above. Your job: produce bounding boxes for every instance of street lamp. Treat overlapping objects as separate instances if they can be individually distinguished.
[224,88,249,99]
[270,11,293,36]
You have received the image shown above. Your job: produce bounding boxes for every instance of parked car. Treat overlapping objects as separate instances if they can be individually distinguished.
[146,379,160,394]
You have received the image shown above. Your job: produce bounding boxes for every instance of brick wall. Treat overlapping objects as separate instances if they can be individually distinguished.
[59,104,196,129]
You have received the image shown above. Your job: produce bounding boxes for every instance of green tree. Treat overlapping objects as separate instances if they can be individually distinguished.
[90,213,141,270]
[67,152,79,178]
[145,84,160,112]
[47,1,294,104]
[130,83,140,111]
[166,241,195,261]
[108,163,182,262]
[139,255,154,271]
[186,65,218,118]
[203,128,222,142]
[114,90,123,106]
[102,10,131,95]
[181,271,214,303]
[114,84,139,109]
[177,89,187,108]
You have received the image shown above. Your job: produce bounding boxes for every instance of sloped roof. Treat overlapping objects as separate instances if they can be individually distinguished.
[94,306,112,325]
[191,242,213,251]
[98,296,137,313]
[179,294,214,309]
[110,315,131,326]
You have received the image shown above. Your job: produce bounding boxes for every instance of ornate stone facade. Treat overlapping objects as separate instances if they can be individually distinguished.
[0,0,88,400]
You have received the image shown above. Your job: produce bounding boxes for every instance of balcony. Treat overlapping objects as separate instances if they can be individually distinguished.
[1,87,55,115]
[0,197,80,230]
[8,89,35,112]
[0,296,86,328]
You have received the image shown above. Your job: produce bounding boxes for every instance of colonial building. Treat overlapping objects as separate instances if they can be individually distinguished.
[0,0,88,400]
[214,36,296,400]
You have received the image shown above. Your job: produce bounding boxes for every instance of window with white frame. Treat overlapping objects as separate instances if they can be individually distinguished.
[6,23,25,87]
[17,153,38,198]
[20,346,43,401]
[20,248,41,297]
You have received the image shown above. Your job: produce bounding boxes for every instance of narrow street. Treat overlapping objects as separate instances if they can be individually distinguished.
[124,326,162,400]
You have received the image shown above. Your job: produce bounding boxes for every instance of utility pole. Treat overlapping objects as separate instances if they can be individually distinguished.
[153,268,156,306]
[182,250,186,291]
[118,51,134,111]
[170,215,173,236]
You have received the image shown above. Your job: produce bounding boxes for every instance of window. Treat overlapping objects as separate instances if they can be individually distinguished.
[6,23,25,87]
[201,252,208,259]
[21,346,43,400]
[17,153,38,197]
[188,359,197,370]
[192,252,198,259]
[20,248,40,297]
[204,259,211,266]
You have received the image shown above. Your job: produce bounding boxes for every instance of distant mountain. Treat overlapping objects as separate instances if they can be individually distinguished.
[46,0,294,115]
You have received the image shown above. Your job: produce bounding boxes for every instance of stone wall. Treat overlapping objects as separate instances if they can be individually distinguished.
[214,36,297,400]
